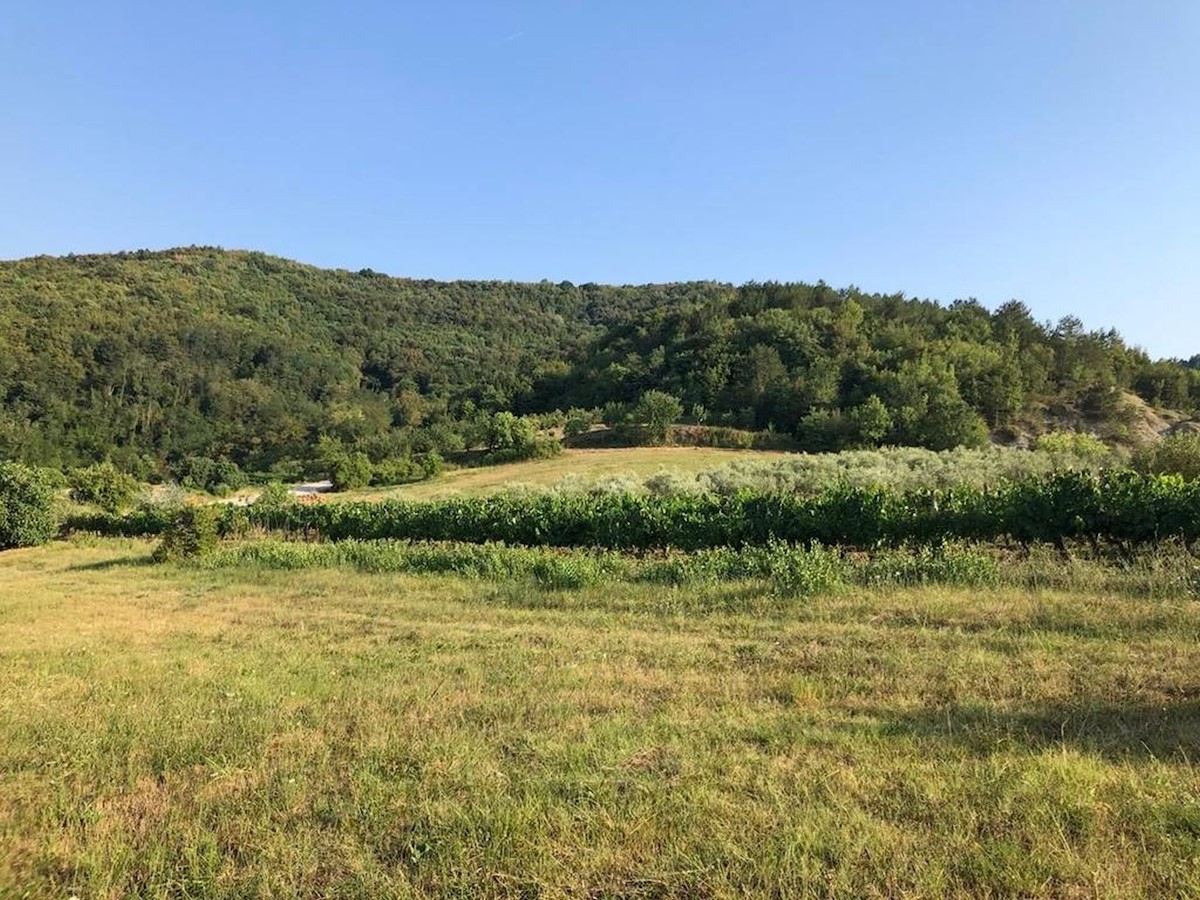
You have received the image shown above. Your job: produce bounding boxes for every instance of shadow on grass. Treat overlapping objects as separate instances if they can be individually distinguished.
[67,555,156,572]
[876,696,1200,761]
[864,609,1196,642]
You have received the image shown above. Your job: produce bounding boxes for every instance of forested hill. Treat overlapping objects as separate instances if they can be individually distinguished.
[536,281,1200,451]
[0,247,723,469]
[0,246,1196,474]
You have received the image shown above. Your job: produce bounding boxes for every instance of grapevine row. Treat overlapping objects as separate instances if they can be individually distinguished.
[66,472,1200,551]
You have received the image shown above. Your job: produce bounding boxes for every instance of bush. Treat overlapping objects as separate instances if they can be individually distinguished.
[766,543,847,598]
[484,436,562,465]
[563,409,595,438]
[1134,433,1200,481]
[632,391,683,444]
[254,482,292,510]
[0,462,57,550]
[153,506,220,562]
[173,456,248,496]
[665,424,798,451]
[372,457,423,487]
[68,462,139,513]
[332,452,373,491]
[1036,431,1112,463]
[420,451,444,478]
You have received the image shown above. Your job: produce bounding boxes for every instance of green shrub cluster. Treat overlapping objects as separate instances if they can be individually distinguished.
[371,452,443,487]
[152,506,220,562]
[668,444,1123,497]
[248,472,1200,550]
[67,462,139,513]
[1133,433,1200,481]
[665,425,799,451]
[0,461,57,550]
[172,456,248,496]
[68,471,1200,552]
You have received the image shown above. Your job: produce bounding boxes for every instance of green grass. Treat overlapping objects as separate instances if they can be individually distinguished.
[2,538,1200,898]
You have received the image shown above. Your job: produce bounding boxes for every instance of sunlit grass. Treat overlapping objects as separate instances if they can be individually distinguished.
[339,447,785,501]
[2,538,1199,897]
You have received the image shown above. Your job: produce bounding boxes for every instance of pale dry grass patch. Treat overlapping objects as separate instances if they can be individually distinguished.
[340,446,786,501]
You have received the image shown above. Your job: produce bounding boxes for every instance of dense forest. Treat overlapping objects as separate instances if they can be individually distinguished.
[1,247,1196,478]
[535,281,1200,450]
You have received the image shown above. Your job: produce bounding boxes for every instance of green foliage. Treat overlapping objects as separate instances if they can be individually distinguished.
[420,450,444,478]
[860,545,1000,588]
[563,408,595,438]
[765,543,847,598]
[67,462,139,513]
[0,461,56,549]
[192,537,1193,601]
[540,284,1182,450]
[253,482,293,511]
[174,456,247,496]
[74,470,1200,553]
[632,390,683,444]
[797,409,857,452]
[1036,431,1112,462]
[1133,433,1200,481]
[476,411,562,463]
[662,444,1110,496]
[665,425,797,451]
[371,456,426,487]
[152,506,220,562]
[1,248,1195,473]
[368,452,443,485]
[331,452,373,492]
[0,249,716,472]
[848,395,893,446]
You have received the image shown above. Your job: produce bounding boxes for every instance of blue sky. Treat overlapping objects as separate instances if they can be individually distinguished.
[3,1,1197,358]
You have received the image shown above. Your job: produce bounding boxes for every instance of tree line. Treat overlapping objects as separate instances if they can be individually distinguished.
[1,248,1196,478]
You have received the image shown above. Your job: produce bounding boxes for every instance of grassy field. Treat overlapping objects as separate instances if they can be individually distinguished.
[342,447,785,501]
[2,538,1199,898]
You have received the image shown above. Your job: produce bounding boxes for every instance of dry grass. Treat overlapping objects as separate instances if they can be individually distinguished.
[341,447,785,501]
[2,538,1199,898]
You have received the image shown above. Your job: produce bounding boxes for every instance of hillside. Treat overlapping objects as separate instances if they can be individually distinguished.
[0,248,723,471]
[0,247,1196,475]
[538,282,1200,451]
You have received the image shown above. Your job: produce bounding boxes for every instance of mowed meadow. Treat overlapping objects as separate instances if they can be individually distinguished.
[340,447,787,502]
[3,536,1200,899]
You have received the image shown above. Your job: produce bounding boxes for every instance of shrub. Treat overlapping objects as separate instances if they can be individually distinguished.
[153,506,220,562]
[174,456,248,496]
[529,554,604,590]
[0,462,57,550]
[68,462,139,513]
[332,452,373,491]
[1036,431,1112,463]
[859,546,1000,588]
[632,391,683,444]
[764,543,847,598]
[644,470,703,497]
[372,457,423,487]
[253,482,293,511]
[485,436,562,465]
[420,451,444,478]
[563,409,595,438]
[1133,433,1200,481]
[796,409,857,452]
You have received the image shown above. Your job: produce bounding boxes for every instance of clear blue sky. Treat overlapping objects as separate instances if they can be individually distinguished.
[3,1,1197,358]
